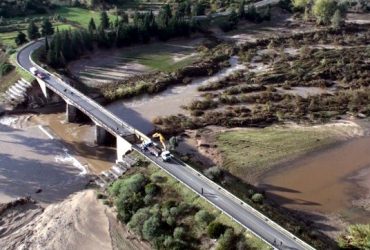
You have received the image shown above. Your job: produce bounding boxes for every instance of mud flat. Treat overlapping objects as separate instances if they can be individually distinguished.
[258,123,370,236]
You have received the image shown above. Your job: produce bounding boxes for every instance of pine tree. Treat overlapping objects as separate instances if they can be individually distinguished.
[100,11,110,29]
[45,35,49,52]
[15,31,27,46]
[88,18,96,33]
[27,21,40,40]
[41,18,54,36]
[238,0,246,19]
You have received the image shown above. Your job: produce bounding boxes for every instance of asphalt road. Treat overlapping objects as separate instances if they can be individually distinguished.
[17,40,315,250]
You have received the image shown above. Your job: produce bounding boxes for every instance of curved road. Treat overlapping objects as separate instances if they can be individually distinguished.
[17,40,315,250]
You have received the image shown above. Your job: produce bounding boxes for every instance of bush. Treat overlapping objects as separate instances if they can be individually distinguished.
[145,183,160,196]
[142,215,163,241]
[109,173,148,197]
[173,227,186,240]
[0,63,14,77]
[338,224,370,249]
[195,210,215,226]
[216,228,236,250]
[207,222,227,239]
[251,193,264,204]
[128,207,151,236]
[204,166,223,181]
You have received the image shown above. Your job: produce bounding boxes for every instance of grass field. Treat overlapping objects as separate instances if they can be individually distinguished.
[216,126,342,181]
[123,46,198,72]
[0,23,72,47]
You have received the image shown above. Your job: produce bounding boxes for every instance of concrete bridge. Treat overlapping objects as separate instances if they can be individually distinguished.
[16,40,149,162]
[17,39,316,250]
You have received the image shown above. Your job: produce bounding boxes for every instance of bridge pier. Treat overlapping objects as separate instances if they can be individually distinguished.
[95,125,108,145]
[116,136,132,162]
[36,79,50,99]
[66,103,78,123]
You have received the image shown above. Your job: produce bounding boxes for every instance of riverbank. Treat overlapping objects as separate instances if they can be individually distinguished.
[176,119,370,241]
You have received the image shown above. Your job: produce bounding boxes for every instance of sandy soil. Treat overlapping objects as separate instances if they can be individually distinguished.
[0,190,151,250]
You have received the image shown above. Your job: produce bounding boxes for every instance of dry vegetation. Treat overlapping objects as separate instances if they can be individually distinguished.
[154,24,370,135]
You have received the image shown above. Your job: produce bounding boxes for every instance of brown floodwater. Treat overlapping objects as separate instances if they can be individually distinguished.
[259,135,370,222]
[31,111,116,174]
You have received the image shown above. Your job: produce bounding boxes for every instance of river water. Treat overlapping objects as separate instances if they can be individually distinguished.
[259,131,370,224]
[107,56,246,134]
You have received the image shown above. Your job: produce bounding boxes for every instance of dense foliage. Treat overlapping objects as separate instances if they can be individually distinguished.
[107,167,254,250]
[0,0,54,18]
[41,5,196,67]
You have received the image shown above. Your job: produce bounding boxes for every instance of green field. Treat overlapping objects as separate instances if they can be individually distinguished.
[216,126,342,181]
[123,46,198,72]
[0,23,72,47]
[53,7,116,28]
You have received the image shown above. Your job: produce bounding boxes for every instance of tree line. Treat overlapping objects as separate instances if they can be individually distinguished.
[41,5,198,67]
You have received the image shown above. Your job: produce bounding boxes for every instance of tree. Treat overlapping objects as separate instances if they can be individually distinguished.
[251,193,264,204]
[100,11,110,29]
[312,0,338,25]
[292,0,310,9]
[45,35,49,52]
[331,9,344,28]
[88,18,96,33]
[128,207,151,236]
[27,21,40,40]
[238,0,246,19]
[195,210,215,225]
[173,227,186,240]
[207,222,227,239]
[142,215,163,241]
[15,31,27,46]
[41,18,54,36]
[216,228,236,250]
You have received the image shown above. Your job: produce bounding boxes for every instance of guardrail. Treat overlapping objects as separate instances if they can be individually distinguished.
[17,40,315,250]
[135,146,315,250]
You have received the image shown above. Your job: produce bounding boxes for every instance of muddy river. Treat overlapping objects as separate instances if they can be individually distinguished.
[259,133,370,223]
[107,56,245,134]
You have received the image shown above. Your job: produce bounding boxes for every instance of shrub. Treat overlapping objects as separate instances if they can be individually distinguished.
[251,193,264,204]
[142,215,163,241]
[128,207,151,236]
[109,173,148,197]
[173,227,186,240]
[207,222,227,239]
[216,228,236,250]
[145,183,160,196]
[195,210,215,226]
[0,63,14,77]
[338,224,370,249]
[204,166,223,181]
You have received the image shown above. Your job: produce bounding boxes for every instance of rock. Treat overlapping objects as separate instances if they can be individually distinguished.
[35,188,42,194]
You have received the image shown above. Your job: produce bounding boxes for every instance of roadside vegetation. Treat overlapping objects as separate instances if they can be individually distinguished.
[103,156,269,250]
[338,224,370,249]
